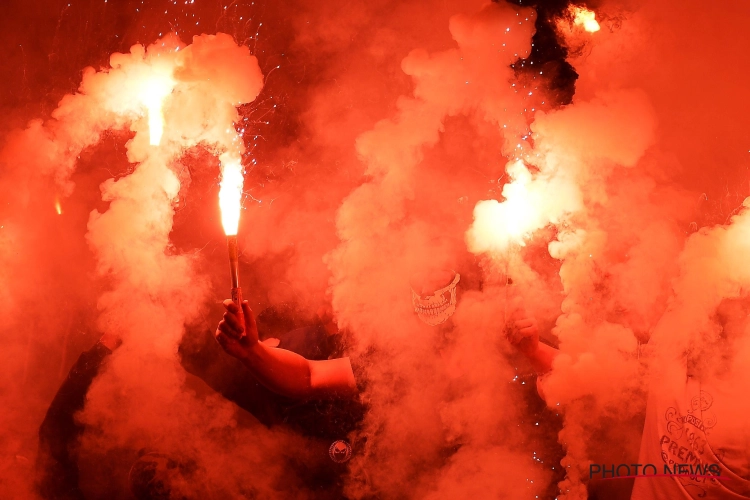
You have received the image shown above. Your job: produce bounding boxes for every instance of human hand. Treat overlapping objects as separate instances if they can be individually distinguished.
[215,300,259,360]
[505,299,540,356]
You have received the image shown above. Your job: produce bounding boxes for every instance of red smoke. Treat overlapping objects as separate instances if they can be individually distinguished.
[2,0,750,499]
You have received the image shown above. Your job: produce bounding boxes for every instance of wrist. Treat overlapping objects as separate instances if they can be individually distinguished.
[517,338,540,357]
[239,339,264,363]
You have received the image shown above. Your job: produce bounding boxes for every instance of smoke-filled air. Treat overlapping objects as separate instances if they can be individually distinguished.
[2,0,750,499]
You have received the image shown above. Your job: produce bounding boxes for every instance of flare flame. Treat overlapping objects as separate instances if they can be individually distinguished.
[140,75,175,146]
[467,160,539,253]
[219,152,244,236]
[571,5,600,33]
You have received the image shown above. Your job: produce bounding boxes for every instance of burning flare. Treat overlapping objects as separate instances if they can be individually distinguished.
[219,151,246,336]
[467,160,538,254]
[139,74,175,146]
[571,5,600,33]
[218,152,244,236]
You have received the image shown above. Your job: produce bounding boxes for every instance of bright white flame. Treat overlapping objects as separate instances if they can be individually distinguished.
[467,161,537,253]
[219,153,244,235]
[571,6,600,33]
[55,197,62,215]
[140,75,175,146]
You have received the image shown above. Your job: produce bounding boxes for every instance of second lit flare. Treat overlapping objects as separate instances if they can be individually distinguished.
[140,74,175,146]
[466,160,538,254]
[571,5,600,33]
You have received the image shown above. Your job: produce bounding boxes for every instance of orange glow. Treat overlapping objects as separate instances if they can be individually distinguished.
[571,6,600,33]
[219,152,244,235]
[54,198,62,215]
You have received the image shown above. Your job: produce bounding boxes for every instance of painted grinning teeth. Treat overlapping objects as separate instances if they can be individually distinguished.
[416,303,449,316]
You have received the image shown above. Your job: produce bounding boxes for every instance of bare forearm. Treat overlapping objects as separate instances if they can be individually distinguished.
[309,357,358,399]
[239,342,313,399]
[239,342,357,400]
[521,342,558,400]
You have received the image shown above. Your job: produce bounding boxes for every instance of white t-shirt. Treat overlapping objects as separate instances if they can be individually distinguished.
[631,357,750,499]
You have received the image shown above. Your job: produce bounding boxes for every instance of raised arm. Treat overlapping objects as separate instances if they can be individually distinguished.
[215,300,357,400]
[36,333,120,498]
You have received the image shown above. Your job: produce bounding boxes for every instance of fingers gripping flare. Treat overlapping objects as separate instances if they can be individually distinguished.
[215,300,260,360]
[505,301,539,346]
